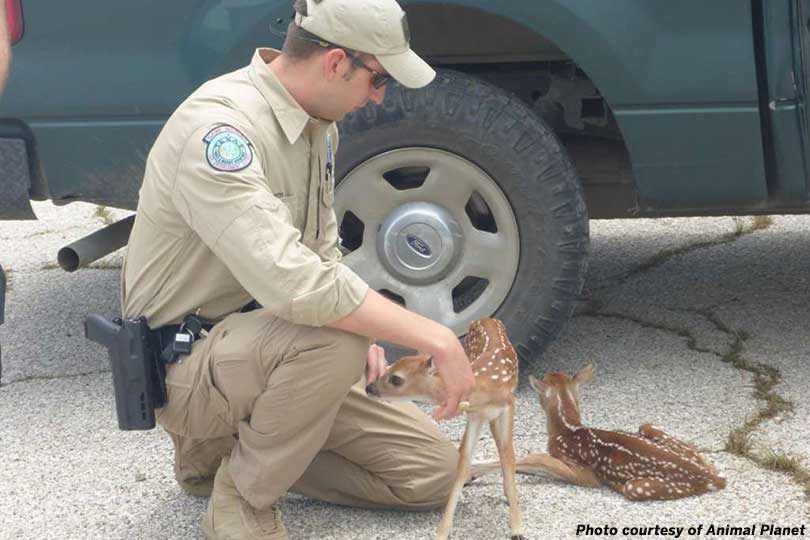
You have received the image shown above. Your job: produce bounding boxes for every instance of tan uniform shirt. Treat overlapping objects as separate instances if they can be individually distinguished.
[121,48,368,328]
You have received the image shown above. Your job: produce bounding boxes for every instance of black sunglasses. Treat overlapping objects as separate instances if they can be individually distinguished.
[290,33,392,89]
[347,53,392,89]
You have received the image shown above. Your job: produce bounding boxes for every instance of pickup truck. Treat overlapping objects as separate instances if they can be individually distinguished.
[1,0,808,375]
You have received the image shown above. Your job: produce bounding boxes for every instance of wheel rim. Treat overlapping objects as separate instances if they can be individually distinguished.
[336,147,520,335]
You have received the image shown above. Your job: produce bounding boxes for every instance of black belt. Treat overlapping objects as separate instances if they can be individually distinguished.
[154,314,216,364]
[152,301,260,364]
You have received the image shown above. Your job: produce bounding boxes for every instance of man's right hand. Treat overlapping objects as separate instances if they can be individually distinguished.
[329,288,476,420]
[430,332,475,421]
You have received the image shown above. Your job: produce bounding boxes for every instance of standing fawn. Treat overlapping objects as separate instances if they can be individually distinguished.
[366,318,526,540]
[473,364,726,500]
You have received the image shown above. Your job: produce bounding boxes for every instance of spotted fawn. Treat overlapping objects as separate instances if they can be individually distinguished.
[366,318,526,540]
[475,364,726,500]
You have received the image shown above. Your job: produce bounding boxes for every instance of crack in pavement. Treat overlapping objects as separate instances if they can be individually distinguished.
[0,223,94,242]
[580,306,809,514]
[590,216,773,292]
[0,369,110,388]
[576,216,810,514]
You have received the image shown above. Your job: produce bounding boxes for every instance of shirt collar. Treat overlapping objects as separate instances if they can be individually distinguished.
[249,48,332,144]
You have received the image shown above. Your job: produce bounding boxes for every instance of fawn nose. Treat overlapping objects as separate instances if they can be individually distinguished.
[365,383,379,397]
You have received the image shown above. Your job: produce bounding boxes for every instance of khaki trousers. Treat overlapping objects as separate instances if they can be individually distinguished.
[156,309,458,511]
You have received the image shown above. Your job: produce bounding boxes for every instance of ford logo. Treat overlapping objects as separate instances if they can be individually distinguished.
[406,234,432,257]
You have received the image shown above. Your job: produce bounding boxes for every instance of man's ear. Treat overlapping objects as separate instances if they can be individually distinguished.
[323,48,347,81]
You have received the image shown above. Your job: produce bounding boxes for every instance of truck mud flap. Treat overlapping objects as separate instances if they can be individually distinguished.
[0,138,36,220]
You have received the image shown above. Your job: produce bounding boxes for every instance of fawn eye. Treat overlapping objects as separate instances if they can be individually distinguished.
[389,374,405,387]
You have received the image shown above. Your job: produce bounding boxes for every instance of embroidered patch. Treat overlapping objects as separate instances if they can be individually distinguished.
[204,125,253,172]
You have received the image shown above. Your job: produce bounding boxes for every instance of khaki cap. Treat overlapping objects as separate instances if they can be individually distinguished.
[294,0,435,88]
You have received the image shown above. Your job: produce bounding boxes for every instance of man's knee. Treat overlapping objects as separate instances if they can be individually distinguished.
[277,325,369,393]
[392,441,459,510]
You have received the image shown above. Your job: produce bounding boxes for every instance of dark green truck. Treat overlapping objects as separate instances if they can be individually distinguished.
[1,0,808,371]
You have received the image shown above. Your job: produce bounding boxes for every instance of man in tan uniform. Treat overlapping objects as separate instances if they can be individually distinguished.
[121,0,476,538]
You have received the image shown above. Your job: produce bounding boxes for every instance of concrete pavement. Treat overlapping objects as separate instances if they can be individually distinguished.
[0,202,807,539]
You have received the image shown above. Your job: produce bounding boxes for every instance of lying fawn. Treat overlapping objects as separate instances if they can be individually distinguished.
[366,318,526,540]
[474,364,726,500]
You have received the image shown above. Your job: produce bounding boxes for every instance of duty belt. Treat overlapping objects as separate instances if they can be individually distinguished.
[155,314,215,364]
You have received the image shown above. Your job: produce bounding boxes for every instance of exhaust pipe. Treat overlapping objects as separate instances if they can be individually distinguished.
[58,215,135,272]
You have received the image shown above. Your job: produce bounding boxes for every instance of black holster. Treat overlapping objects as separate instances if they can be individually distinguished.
[84,315,166,430]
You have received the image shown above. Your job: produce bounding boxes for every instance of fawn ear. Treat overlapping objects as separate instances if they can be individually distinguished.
[573,364,595,386]
[426,356,438,376]
[529,374,545,394]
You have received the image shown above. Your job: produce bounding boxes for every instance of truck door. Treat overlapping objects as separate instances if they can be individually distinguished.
[760,0,810,203]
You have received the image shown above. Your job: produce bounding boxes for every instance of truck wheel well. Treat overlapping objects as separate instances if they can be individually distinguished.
[407,3,638,219]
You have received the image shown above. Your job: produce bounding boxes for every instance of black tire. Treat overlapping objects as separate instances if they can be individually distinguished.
[336,70,589,371]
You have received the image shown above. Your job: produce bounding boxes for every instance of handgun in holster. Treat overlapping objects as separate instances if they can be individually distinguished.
[84,315,166,430]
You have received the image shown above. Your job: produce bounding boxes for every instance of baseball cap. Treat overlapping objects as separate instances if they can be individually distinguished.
[294,0,435,89]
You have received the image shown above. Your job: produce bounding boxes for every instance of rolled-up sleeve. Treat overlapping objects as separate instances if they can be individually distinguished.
[171,123,369,326]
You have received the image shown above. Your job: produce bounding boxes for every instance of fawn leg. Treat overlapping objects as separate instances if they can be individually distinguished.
[468,460,501,480]
[490,404,526,540]
[514,453,602,488]
[435,415,484,540]
[638,423,719,475]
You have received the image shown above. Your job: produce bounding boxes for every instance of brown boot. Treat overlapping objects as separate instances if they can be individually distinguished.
[200,456,288,540]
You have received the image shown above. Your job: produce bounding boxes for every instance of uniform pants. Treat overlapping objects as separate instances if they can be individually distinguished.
[155,309,458,511]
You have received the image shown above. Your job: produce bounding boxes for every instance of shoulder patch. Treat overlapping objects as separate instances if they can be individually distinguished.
[203,125,253,172]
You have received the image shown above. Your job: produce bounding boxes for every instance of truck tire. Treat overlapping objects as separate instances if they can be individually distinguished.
[335,70,589,371]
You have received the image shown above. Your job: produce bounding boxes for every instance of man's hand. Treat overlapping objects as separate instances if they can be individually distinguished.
[365,343,388,385]
[328,289,475,419]
[430,336,475,421]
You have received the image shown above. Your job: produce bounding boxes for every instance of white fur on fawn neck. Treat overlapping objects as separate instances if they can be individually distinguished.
[366,318,527,540]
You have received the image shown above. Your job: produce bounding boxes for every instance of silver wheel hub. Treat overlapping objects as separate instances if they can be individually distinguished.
[335,147,520,336]
[377,202,463,284]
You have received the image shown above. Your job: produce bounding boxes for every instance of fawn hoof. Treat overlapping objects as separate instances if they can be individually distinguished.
[511,535,529,540]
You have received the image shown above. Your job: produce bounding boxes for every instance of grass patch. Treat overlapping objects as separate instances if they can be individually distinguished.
[690,308,806,512]
[759,450,804,474]
[94,205,115,226]
[728,215,773,239]
[752,215,774,231]
[585,307,808,513]
[726,426,754,456]
[755,451,810,505]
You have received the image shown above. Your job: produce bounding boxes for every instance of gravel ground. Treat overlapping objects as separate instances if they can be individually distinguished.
[0,203,808,540]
